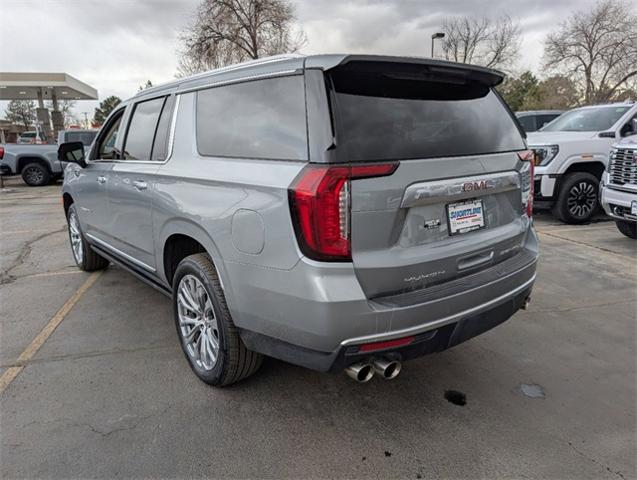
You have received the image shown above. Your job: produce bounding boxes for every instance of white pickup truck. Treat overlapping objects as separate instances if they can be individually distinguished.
[527,102,637,223]
[600,135,637,239]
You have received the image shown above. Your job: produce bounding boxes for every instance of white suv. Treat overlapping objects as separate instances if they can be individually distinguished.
[527,103,637,223]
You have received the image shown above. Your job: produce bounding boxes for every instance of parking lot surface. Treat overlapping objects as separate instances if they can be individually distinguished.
[1,177,635,479]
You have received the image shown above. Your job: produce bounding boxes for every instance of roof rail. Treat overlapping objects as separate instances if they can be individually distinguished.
[136,54,305,97]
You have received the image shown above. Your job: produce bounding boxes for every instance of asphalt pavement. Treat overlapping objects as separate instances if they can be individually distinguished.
[1,177,635,479]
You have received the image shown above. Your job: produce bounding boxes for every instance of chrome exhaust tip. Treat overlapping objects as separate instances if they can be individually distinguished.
[521,295,531,310]
[373,358,402,380]
[345,362,375,383]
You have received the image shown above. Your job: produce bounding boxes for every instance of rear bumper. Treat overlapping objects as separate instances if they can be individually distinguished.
[0,163,12,176]
[227,228,538,368]
[241,281,533,372]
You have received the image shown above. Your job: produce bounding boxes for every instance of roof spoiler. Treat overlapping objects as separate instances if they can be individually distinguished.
[308,55,505,87]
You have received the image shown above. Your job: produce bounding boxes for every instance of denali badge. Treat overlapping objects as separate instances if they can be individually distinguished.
[462,180,494,192]
[404,270,446,283]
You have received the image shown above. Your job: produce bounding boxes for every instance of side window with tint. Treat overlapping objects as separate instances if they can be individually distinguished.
[196,75,307,160]
[67,131,97,147]
[152,95,175,161]
[538,115,557,129]
[123,96,166,160]
[96,109,124,160]
[622,114,637,137]
[517,115,536,132]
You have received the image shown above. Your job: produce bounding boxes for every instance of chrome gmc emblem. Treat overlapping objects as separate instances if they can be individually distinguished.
[462,180,494,192]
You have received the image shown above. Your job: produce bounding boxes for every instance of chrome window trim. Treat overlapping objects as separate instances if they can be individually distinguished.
[86,233,156,272]
[89,94,181,166]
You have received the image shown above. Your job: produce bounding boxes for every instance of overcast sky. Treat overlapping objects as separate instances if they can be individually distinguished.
[0,0,604,120]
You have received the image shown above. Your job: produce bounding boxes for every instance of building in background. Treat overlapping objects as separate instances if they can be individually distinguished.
[0,72,97,142]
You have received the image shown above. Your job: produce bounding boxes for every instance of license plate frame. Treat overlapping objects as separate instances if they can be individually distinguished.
[447,199,486,236]
[631,200,637,216]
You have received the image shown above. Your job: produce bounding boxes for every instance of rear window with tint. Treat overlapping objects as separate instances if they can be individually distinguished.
[197,75,307,160]
[66,131,97,146]
[329,70,525,162]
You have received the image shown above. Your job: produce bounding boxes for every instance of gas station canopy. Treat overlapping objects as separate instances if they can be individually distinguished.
[0,72,98,101]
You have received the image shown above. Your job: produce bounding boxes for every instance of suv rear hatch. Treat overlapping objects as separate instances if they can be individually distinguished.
[291,58,533,300]
[335,59,532,300]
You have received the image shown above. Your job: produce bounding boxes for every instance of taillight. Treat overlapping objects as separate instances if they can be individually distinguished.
[518,150,534,217]
[289,162,399,261]
[0,146,4,160]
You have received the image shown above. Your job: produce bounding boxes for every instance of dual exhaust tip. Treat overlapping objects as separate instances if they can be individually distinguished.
[345,358,402,383]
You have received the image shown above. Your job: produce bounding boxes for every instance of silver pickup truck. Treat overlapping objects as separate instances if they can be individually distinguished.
[0,129,97,186]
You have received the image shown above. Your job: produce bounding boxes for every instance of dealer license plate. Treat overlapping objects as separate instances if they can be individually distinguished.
[447,199,485,235]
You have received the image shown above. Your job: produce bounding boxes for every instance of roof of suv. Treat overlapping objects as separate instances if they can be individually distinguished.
[135,54,506,102]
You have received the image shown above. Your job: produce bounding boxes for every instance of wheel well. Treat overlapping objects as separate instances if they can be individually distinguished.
[17,156,52,174]
[163,234,207,287]
[63,193,74,215]
[563,162,605,180]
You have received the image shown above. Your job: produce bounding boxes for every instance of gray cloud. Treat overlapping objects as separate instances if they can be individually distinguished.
[0,0,613,119]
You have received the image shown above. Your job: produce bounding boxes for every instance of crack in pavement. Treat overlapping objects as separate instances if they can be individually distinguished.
[18,406,172,439]
[0,226,67,285]
[568,441,626,480]
[0,343,175,369]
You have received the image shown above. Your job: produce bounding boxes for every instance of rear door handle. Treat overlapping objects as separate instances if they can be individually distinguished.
[133,180,148,191]
[457,250,494,271]
[97,176,106,184]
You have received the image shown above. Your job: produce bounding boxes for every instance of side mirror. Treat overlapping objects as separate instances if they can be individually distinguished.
[58,142,86,168]
[620,118,637,137]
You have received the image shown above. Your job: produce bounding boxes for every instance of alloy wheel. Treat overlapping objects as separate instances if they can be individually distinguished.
[177,274,220,371]
[24,166,44,185]
[567,181,596,218]
[68,211,83,264]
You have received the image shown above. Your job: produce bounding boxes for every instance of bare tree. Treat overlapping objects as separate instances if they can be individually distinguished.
[440,15,521,71]
[177,0,305,76]
[4,100,36,129]
[544,0,637,104]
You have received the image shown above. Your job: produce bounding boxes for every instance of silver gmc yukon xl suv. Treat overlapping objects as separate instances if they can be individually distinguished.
[59,55,538,386]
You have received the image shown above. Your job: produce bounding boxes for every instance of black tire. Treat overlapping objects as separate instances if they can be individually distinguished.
[173,253,262,386]
[21,162,51,186]
[552,172,599,224]
[66,204,109,271]
[616,220,637,239]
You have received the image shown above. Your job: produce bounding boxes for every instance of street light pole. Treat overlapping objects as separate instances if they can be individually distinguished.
[431,32,445,58]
